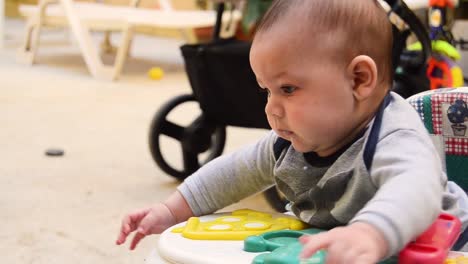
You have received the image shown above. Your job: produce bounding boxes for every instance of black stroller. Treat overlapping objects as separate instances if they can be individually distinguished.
[148,2,269,179]
[148,0,433,212]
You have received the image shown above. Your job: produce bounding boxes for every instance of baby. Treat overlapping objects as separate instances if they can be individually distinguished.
[116,0,468,262]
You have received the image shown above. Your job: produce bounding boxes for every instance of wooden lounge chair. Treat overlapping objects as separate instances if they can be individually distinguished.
[17,0,242,80]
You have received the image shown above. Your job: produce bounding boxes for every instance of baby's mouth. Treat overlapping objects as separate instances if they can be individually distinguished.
[277,129,293,138]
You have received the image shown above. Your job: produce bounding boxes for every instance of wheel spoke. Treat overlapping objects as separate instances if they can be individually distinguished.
[182,150,200,175]
[160,120,184,140]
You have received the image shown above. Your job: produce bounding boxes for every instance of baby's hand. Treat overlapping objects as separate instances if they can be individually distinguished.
[299,222,388,264]
[115,203,177,250]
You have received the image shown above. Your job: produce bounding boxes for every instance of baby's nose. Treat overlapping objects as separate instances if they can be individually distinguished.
[265,99,284,119]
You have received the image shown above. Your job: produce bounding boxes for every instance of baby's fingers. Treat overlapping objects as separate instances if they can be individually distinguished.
[299,233,332,259]
[116,215,137,244]
[116,209,150,245]
[115,222,131,245]
[130,231,146,250]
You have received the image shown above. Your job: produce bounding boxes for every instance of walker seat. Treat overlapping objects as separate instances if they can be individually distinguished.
[407,87,468,190]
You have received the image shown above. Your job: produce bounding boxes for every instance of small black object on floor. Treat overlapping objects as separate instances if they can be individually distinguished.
[45,148,64,156]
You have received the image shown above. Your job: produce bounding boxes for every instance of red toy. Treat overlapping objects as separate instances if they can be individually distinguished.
[399,213,461,264]
[429,0,455,8]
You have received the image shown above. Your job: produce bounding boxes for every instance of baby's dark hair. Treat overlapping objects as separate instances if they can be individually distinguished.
[255,0,394,87]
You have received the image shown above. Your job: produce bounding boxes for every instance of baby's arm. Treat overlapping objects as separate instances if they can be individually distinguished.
[299,129,445,262]
[115,190,193,250]
[351,129,445,257]
[177,131,277,216]
[116,131,278,250]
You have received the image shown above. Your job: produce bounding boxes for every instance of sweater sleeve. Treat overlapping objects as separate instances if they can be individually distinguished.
[350,129,446,258]
[177,131,278,216]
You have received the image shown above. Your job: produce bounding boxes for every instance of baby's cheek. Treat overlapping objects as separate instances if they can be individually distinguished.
[265,116,276,128]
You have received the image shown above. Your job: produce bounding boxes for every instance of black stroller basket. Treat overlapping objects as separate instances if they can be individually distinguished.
[181,39,269,129]
[149,2,269,182]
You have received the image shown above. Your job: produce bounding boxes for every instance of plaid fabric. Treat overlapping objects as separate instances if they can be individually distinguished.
[408,96,425,121]
[406,87,468,189]
[445,138,468,156]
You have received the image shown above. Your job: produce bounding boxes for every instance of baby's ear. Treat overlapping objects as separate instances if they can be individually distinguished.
[347,55,378,101]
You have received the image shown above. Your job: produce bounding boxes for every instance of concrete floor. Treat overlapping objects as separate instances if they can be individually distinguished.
[0,19,271,264]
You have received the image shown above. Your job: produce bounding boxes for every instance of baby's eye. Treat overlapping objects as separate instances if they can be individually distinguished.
[281,86,296,94]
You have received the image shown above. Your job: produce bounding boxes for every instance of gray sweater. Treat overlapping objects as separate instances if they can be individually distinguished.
[178,92,468,257]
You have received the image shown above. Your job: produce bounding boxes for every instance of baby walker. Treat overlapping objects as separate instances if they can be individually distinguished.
[155,209,464,264]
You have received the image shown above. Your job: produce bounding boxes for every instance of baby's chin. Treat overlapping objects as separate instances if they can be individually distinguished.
[290,141,317,153]
[275,131,320,153]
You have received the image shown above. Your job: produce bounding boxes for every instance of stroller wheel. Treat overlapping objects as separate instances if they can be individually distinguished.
[149,94,226,181]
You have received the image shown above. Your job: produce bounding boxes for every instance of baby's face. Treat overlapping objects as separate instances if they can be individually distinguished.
[250,30,360,155]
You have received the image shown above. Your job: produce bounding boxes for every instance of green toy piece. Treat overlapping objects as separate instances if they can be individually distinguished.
[244,228,398,264]
[244,228,324,264]
[407,40,461,61]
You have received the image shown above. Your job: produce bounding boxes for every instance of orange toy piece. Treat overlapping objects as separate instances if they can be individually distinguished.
[430,0,455,8]
[427,55,464,89]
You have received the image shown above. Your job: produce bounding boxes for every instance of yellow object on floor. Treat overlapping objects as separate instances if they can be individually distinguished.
[148,67,164,80]
[171,209,309,240]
